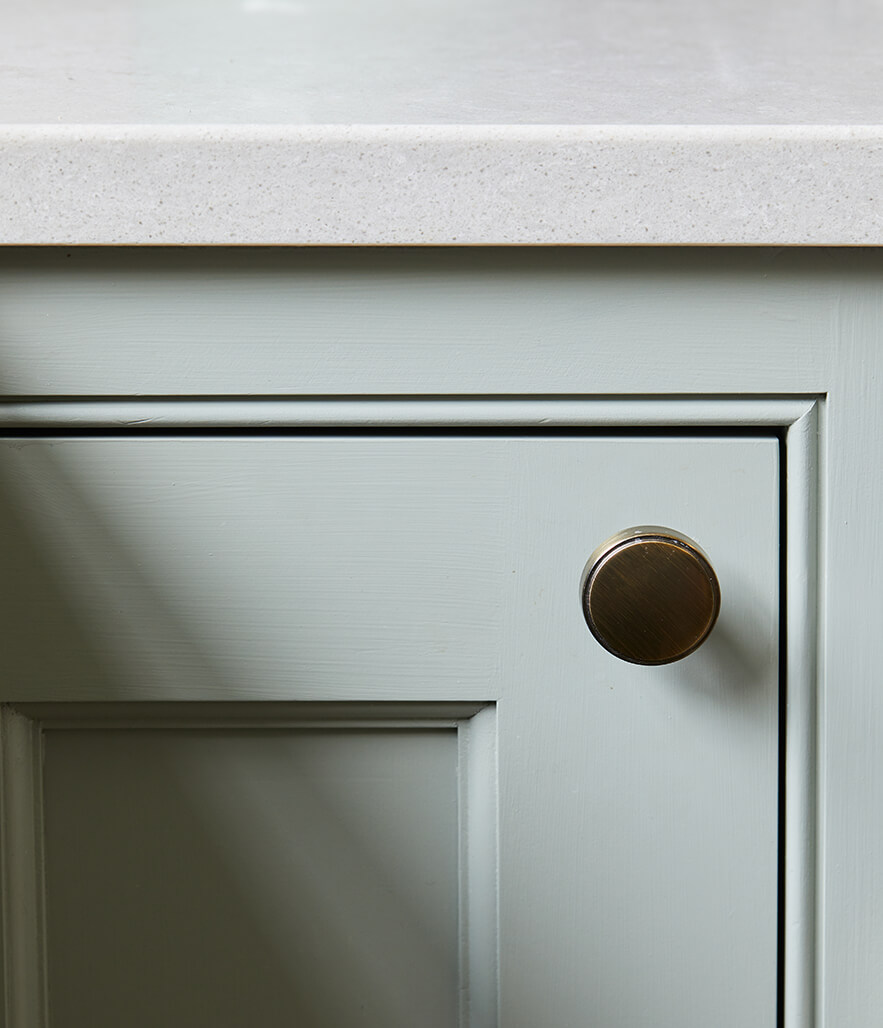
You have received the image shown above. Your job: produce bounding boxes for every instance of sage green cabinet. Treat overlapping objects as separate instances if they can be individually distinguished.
[2,431,778,1027]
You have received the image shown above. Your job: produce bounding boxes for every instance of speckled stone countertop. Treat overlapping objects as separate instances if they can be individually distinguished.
[3,0,882,245]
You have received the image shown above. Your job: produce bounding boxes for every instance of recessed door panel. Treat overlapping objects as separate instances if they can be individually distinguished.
[42,724,460,1028]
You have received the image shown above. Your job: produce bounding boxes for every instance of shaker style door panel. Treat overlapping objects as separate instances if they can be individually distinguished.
[0,434,779,1028]
[41,721,463,1028]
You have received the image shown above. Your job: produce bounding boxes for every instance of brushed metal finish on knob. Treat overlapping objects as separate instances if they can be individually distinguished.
[581,526,721,665]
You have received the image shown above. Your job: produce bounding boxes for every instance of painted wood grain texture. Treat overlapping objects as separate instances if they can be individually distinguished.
[0,434,778,1027]
[0,248,839,397]
[2,245,877,1026]
[821,273,883,1027]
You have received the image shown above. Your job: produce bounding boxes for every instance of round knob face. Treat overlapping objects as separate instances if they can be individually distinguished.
[581,527,721,665]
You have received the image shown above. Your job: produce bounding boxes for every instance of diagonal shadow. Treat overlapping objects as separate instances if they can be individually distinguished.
[0,435,463,1028]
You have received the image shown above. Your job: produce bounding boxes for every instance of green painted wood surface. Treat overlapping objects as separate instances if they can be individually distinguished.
[3,246,882,1026]
[1,433,778,1027]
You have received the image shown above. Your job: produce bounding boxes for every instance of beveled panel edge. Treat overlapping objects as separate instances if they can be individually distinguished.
[458,705,499,1028]
[784,402,821,1028]
[5,701,491,731]
[0,396,818,430]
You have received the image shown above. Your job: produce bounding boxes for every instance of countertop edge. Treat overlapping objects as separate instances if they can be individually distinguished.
[3,125,882,245]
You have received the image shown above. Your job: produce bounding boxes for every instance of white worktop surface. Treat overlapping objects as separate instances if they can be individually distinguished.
[3,0,882,244]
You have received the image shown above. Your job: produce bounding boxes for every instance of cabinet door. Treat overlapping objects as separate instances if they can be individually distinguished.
[0,434,778,1028]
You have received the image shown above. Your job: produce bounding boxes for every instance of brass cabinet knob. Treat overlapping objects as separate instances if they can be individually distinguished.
[580,526,721,665]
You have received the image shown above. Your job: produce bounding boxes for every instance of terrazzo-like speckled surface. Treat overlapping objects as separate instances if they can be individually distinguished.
[3,0,883,244]
[3,125,882,245]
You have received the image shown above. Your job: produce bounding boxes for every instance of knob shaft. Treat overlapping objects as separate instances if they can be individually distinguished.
[581,526,721,665]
